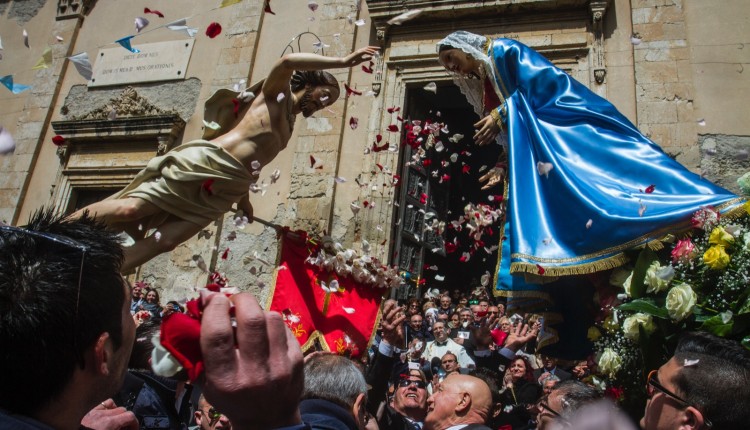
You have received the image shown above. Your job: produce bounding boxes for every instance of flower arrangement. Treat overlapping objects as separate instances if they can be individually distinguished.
[590,204,750,412]
[305,236,402,289]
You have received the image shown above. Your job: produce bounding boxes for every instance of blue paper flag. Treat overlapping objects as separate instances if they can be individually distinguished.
[0,75,32,94]
[115,36,140,53]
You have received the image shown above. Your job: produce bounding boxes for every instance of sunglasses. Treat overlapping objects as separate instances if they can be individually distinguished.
[537,400,562,418]
[646,370,712,427]
[398,379,427,389]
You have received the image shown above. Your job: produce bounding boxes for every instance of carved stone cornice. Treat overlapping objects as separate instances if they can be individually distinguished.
[589,0,611,84]
[366,0,590,42]
[72,87,175,121]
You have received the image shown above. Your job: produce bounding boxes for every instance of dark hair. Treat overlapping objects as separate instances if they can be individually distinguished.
[511,357,536,383]
[129,319,161,371]
[673,332,750,429]
[438,44,454,53]
[553,380,602,417]
[290,70,339,94]
[0,208,126,415]
[144,287,160,305]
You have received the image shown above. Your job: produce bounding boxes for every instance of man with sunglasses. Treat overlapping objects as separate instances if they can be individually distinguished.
[366,300,429,430]
[641,332,750,430]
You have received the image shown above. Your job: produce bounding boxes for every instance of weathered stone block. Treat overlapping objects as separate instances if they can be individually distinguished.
[289,173,331,199]
[636,61,678,84]
[640,101,678,124]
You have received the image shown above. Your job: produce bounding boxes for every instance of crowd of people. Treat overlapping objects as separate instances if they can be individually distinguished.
[2,211,750,430]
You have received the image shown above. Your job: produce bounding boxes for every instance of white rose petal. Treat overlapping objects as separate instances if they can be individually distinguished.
[537,161,554,178]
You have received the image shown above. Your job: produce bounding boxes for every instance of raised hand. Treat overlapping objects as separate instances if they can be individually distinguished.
[200,293,304,430]
[503,322,536,352]
[342,46,380,67]
[380,299,406,347]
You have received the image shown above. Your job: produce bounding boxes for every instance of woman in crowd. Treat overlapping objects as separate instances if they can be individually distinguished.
[497,357,541,430]
[141,288,162,319]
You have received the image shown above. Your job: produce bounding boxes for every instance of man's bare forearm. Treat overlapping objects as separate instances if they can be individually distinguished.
[278,53,345,72]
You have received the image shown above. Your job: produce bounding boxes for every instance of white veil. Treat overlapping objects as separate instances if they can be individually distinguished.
[436,31,494,117]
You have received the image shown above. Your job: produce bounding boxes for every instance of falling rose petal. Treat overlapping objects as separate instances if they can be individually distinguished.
[264,0,275,14]
[488,195,503,202]
[203,120,220,130]
[55,35,64,42]
[221,248,230,260]
[459,252,471,262]
[478,165,488,172]
[312,41,330,50]
[537,161,554,178]
[232,98,240,118]
[23,29,29,48]
[644,184,655,193]
[309,155,316,168]
[536,264,545,275]
[387,9,422,25]
[202,179,214,195]
[440,173,450,183]
[350,202,361,214]
[0,127,16,155]
[423,82,437,93]
[308,0,319,12]
[462,165,470,174]
[375,163,384,171]
[419,193,427,204]
[276,92,286,102]
[449,133,464,143]
[144,7,165,18]
[52,135,66,146]
[631,35,642,45]
[250,160,261,170]
[434,274,445,281]
[697,118,706,126]
[387,124,399,132]
[226,231,237,241]
[354,19,366,26]
[349,116,358,130]
[683,359,700,367]
[585,219,593,229]
[375,134,382,143]
[434,141,444,152]
[639,202,647,217]
[362,61,374,74]
[206,22,222,38]
[387,106,400,114]
[344,83,362,96]
[334,176,347,183]
[135,17,150,32]
[342,307,355,314]
[270,169,281,184]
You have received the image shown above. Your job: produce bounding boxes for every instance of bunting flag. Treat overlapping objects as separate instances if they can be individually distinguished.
[0,75,31,94]
[31,46,52,70]
[220,0,243,7]
[68,52,93,80]
[115,36,140,53]
[267,234,384,357]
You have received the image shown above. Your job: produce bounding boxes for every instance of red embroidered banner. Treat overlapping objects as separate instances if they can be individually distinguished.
[267,234,385,357]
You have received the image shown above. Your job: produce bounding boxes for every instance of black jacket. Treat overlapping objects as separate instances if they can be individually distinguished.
[300,399,359,430]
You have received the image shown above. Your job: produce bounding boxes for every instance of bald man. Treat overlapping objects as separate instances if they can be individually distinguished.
[424,374,493,430]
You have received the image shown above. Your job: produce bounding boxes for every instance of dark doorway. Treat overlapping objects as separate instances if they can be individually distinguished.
[392,83,502,299]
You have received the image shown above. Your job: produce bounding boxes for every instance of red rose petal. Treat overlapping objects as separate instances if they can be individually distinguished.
[376,134,382,143]
[375,163,384,171]
[387,124,399,132]
[387,106,400,114]
[52,135,66,146]
[264,0,276,14]
[202,179,214,195]
[349,116,358,130]
[309,155,316,168]
[536,264,545,275]
[645,184,655,193]
[462,165,471,174]
[206,22,222,39]
[344,83,362,96]
[221,248,230,260]
[144,7,164,18]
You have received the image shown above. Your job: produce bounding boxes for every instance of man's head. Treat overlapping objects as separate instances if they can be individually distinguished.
[409,314,424,332]
[537,380,601,430]
[0,209,134,417]
[459,309,473,326]
[132,284,142,300]
[408,336,426,361]
[478,300,489,312]
[424,374,492,430]
[303,353,368,429]
[437,313,449,325]
[392,369,429,421]
[541,354,558,370]
[441,353,459,374]
[195,395,232,429]
[541,374,561,396]
[641,332,750,430]
[432,322,449,343]
[290,70,340,117]
[440,296,452,310]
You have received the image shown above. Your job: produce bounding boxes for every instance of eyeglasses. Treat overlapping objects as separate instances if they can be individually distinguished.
[537,400,562,418]
[646,370,712,427]
[397,379,427,389]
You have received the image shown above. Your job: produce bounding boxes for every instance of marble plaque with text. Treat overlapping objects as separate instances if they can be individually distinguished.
[89,40,194,87]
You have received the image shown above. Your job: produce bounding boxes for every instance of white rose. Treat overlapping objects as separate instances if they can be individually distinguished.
[666,283,697,321]
[622,273,633,297]
[645,261,670,294]
[597,347,623,378]
[622,313,656,342]
[610,267,632,288]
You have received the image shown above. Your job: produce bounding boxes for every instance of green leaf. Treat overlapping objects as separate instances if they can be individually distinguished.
[742,335,750,351]
[699,314,733,337]
[630,248,658,299]
[618,299,670,319]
